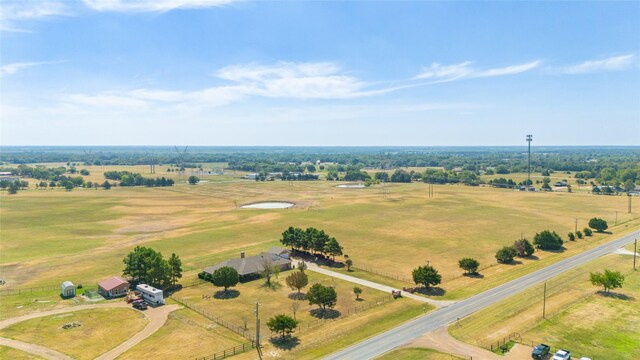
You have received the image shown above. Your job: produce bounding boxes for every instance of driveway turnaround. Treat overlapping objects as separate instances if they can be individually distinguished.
[295,260,454,308]
[323,229,640,360]
[0,301,180,360]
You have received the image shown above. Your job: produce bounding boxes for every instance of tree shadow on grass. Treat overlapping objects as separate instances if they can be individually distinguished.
[213,289,240,299]
[260,282,282,291]
[309,308,341,319]
[463,273,485,279]
[355,298,364,302]
[163,284,183,297]
[270,335,300,350]
[414,287,446,297]
[288,292,307,300]
[596,291,635,301]
[506,260,523,265]
[537,247,565,254]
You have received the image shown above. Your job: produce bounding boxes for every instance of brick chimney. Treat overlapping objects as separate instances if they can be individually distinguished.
[240,251,245,259]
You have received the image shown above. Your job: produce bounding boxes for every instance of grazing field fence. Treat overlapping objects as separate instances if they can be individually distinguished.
[195,341,256,360]
[351,263,413,283]
[171,297,253,340]
[0,283,98,296]
[296,294,394,334]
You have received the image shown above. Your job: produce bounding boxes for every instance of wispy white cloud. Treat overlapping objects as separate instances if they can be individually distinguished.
[416,60,541,82]
[63,61,404,110]
[0,61,63,77]
[81,0,237,13]
[0,0,69,32]
[560,54,635,74]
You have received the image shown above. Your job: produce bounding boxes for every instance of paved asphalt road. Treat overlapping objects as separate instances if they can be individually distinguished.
[324,229,639,360]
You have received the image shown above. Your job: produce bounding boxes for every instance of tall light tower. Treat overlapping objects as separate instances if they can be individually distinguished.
[526,134,533,186]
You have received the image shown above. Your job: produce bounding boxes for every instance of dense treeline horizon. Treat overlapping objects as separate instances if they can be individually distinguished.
[1,146,638,170]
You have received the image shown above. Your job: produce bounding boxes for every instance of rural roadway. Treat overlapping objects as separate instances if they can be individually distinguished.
[324,229,640,360]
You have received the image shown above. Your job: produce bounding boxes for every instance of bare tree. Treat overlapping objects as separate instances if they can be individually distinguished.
[262,256,276,286]
[291,302,300,320]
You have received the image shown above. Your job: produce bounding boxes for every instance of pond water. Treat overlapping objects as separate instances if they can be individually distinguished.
[336,184,366,188]
[240,202,295,209]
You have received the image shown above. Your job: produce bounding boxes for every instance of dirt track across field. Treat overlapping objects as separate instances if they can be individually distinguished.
[0,301,180,360]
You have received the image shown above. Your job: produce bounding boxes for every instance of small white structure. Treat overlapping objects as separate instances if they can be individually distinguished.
[61,281,75,298]
[136,284,165,305]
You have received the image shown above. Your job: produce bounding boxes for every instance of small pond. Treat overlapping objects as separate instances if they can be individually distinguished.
[240,202,295,209]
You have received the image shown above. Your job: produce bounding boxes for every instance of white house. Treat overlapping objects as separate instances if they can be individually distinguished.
[61,281,75,298]
[136,284,165,305]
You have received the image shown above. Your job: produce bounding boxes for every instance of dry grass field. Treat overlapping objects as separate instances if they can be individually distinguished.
[374,347,464,360]
[118,308,248,359]
[0,308,148,360]
[1,165,637,358]
[0,345,44,359]
[2,166,637,297]
[449,253,640,359]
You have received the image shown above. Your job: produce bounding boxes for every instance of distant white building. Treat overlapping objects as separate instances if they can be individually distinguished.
[136,284,165,305]
[61,281,75,298]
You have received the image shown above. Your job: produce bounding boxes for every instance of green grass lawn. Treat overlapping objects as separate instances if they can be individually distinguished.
[375,347,465,360]
[0,307,148,360]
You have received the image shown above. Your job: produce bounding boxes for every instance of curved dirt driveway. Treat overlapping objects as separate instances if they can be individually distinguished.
[0,302,180,360]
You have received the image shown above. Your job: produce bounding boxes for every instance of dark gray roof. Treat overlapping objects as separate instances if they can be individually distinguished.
[204,253,291,276]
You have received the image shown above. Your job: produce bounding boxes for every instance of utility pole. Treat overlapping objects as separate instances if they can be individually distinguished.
[629,193,632,214]
[633,238,637,270]
[526,134,533,187]
[615,211,618,225]
[255,302,262,359]
[575,218,578,234]
[542,282,547,319]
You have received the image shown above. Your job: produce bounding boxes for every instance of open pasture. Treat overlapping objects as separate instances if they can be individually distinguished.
[1,166,637,302]
[0,307,148,360]
[449,253,640,359]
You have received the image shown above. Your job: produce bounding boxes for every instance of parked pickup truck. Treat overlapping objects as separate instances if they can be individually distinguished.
[132,299,148,310]
[531,344,550,359]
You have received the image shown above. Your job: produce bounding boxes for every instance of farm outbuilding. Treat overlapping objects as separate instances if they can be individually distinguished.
[98,276,130,298]
[61,281,75,298]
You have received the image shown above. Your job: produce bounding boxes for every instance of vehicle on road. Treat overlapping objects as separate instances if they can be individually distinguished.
[552,349,571,360]
[531,344,551,359]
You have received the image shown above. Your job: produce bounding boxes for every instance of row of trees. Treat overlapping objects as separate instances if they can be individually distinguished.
[280,227,344,260]
[104,171,175,187]
[122,246,183,288]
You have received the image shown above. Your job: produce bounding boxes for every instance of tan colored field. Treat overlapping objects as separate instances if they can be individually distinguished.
[375,347,465,360]
[2,166,637,302]
[0,345,44,360]
[0,308,148,360]
[118,308,248,360]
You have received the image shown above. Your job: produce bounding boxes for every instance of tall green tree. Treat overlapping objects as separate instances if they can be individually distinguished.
[211,266,239,293]
[495,246,517,264]
[267,314,298,339]
[168,253,183,286]
[458,258,480,274]
[285,270,309,294]
[307,283,338,312]
[188,176,200,185]
[533,230,563,250]
[590,270,624,293]
[588,218,608,232]
[412,265,442,289]
[514,239,535,257]
[323,237,343,261]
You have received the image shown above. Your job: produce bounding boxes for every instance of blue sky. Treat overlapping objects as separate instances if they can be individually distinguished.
[1,0,639,146]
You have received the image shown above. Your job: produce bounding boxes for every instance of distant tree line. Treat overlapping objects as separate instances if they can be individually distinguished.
[104,171,174,187]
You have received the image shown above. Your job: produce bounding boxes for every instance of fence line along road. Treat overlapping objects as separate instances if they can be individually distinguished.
[323,229,640,360]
